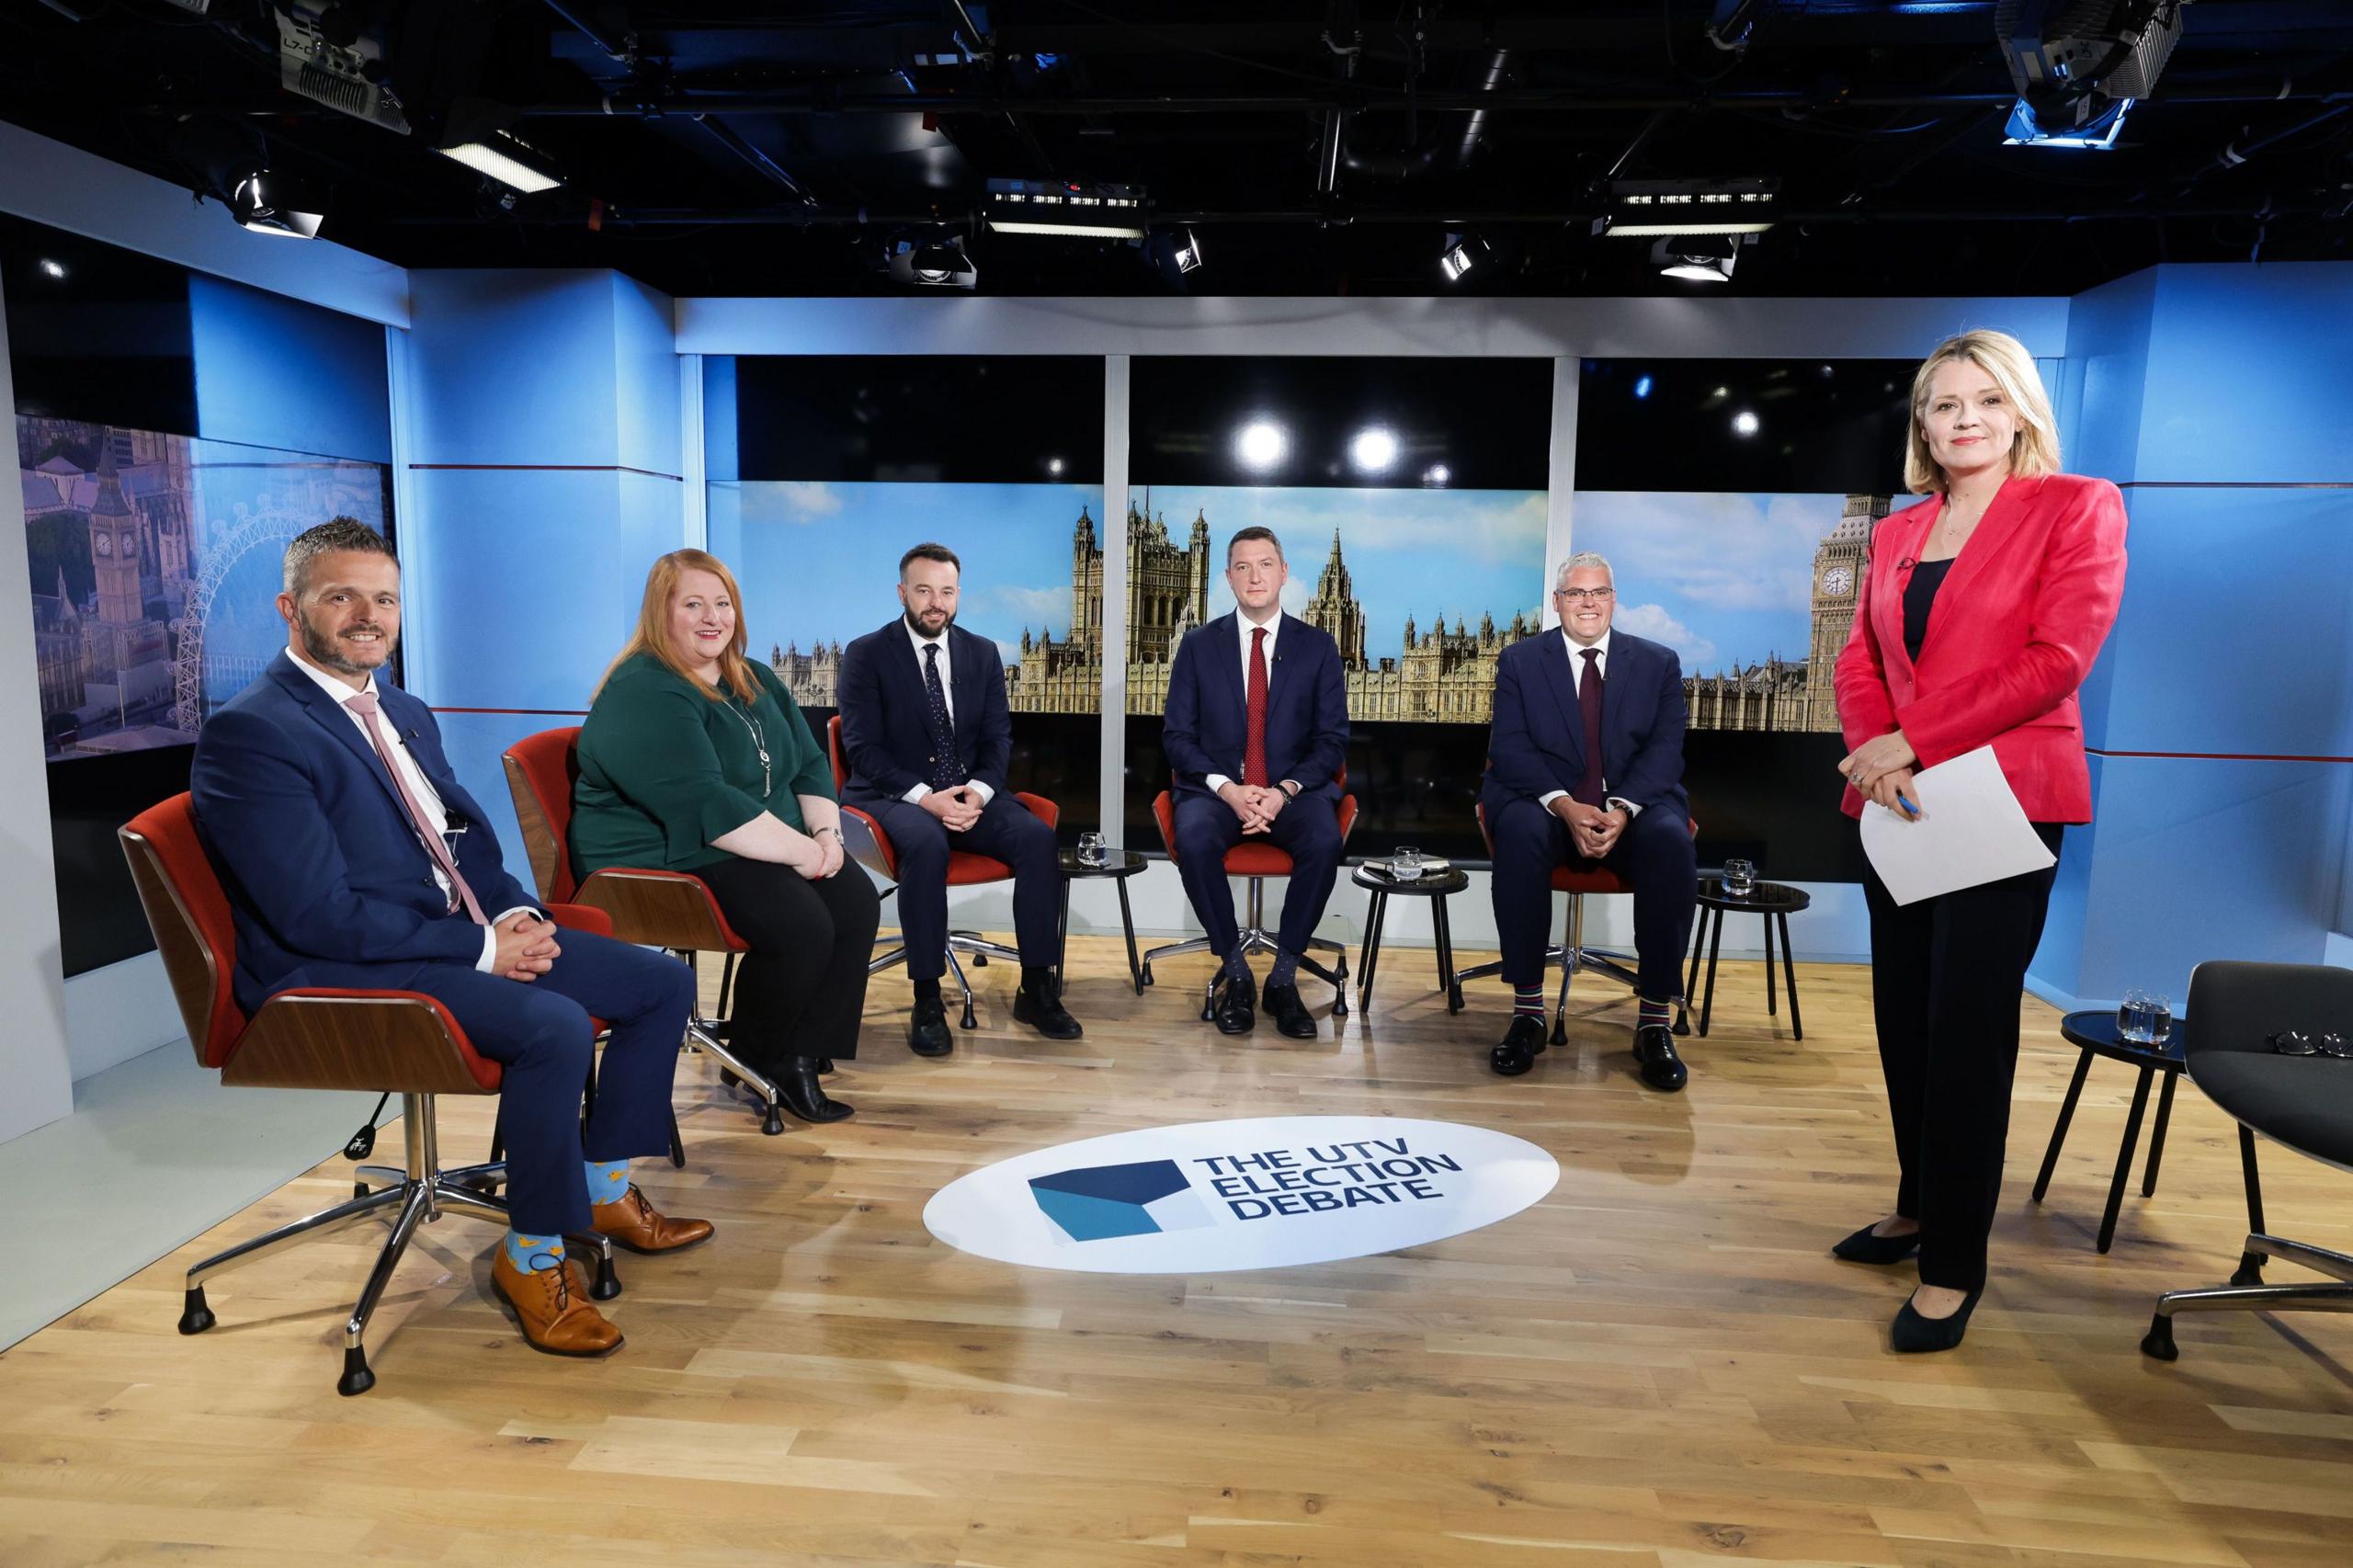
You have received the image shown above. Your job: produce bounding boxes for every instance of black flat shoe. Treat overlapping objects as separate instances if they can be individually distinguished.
[1832,1222,1921,1265]
[1490,1014,1547,1077]
[908,997,953,1058]
[1212,974,1256,1035]
[1013,983,1084,1040]
[1632,1023,1688,1092]
[1260,979,1318,1040]
[775,1056,854,1123]
[1892,1286,1984,1353]
[816,1058,835,1075]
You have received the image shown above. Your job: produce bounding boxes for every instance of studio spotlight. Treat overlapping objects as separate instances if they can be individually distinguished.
[437,104,563,193]
[230,170,325,239]
[1652,234,1737,283]
[884,234,978,289]
[1633,374,1654,399]
[38,258,67,279]
[1998,0,2180,150]
[1438,232,1490,282]
[1171,226,1204,273]
[1349,427,1399,473]
[1235,420,1289,472]
[1047,457,1066,476]
[1423,463,1451,487]
[1732,411,1760,437]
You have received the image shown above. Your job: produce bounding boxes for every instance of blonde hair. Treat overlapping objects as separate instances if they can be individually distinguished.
[1903,329,2061,494]
[597,549,761,703]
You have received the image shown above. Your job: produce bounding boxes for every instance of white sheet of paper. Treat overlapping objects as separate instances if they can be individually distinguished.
[1858,744,2056,905]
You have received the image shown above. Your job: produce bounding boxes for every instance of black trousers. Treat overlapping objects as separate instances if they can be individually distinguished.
[697,856,881,1067]
[1861,822,2064,1292]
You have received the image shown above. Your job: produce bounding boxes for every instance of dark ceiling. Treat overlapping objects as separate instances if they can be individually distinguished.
[4,2,2349,299]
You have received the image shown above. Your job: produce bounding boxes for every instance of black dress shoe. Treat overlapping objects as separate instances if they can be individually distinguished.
[1892,1286,1984,1353]
[1832,1221,1922,1265]
[1013,982,1083,1040]
[774,1056,855,1123]
[1260,979,1317,1040]
[1632,1023,1688,1092]
[1212,974,1256,1035]
[1490,1014,1547,1076]
[908,996,953,1058]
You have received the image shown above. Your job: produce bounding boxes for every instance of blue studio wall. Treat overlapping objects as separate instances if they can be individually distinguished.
[394,269,688,877]
[2030,262,2353,1010]
[189,275,391,463]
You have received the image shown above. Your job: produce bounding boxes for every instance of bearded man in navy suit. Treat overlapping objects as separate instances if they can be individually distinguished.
[1163,527,1349,1040]
[189,519,707,1361]
[1482,551,1696,1087]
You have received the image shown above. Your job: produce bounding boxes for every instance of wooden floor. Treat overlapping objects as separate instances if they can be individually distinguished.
[5,939,2352,1567]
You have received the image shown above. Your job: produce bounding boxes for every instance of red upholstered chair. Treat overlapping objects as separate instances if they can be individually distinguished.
[119,793,621,1397]
[503,727,786,1136]
[827,716,1061,1032]
[1454,801,1698,1045]
[1142,768,1359,1021]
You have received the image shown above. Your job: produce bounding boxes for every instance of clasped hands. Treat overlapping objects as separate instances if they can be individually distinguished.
[492,910,561,983]
[919,783,986,834]
[1837,728,1920,815]
[1551,796,1627,859]
[791,825,846,881]
[1218,780,1290,835]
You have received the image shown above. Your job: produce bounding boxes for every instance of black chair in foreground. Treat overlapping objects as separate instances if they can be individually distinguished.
[2142,960,2353,1361]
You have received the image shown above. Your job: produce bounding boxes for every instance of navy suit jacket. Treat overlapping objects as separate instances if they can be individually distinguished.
[836,619,1013,801]
[1482,630,1689,819]
[189,651,538,1011]
[1164,612,1348,803]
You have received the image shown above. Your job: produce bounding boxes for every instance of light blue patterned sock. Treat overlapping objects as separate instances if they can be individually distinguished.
[502,1230,564,1274]
[584,1157,631,1206]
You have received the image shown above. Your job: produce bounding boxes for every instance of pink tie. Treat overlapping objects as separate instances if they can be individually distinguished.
[345,689,487,925]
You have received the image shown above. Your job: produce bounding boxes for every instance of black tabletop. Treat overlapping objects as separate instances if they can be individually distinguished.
[2059,1009,2188,1067]
[1352,862,1471,896]
[1057,847,1149,878]
[1695,877,1811,912]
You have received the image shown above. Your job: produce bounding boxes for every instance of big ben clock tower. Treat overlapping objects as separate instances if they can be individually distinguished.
[89,444,145,627]
[1803,493,1889,732]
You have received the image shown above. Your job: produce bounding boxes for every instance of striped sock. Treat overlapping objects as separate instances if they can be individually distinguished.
[1512,983,1546,1020]
[585,1157,630,1206]
[1638,995,1674,1030]
[502,1230,564,1274]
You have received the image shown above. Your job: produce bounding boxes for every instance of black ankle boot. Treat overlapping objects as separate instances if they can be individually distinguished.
[775,1056,854,1123]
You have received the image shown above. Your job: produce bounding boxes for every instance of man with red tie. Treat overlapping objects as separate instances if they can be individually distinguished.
[189,519,709,1362]
[1163,528,1350,1039]
[1482,551,1696,1086]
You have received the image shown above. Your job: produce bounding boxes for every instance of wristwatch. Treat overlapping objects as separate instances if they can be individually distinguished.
[1279,780,1301,800]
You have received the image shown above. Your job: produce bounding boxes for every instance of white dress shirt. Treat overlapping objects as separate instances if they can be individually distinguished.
[900,621,995,805]
[1538,628,1643,818]
[287,647,534,971]
[1206,608,1299,796]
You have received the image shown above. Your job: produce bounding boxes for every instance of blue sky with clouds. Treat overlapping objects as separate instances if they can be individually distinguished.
[712,481,1104,665]
[1145,484,1547,663]
[1569,490,1859,676]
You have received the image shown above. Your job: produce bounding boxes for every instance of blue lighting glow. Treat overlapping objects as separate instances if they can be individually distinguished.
[2004,97,2131,151]
[1633,375,1654,400]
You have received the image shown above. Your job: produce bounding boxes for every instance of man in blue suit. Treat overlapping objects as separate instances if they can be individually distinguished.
[1165,527,1349,1040]
[1483,551,1695,1087]
[838,542,1079,1055]
[189,518,709,1361]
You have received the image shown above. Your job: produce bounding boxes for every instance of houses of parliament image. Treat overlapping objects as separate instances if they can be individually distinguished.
[768,493,1892,733]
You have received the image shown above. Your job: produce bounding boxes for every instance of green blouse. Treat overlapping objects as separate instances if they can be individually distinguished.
[571,653,835,875]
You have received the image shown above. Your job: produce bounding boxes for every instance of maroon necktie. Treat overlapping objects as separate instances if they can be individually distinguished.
[1244,626,1269,788]
[346,689,487,925]
[1574,646,1606,807]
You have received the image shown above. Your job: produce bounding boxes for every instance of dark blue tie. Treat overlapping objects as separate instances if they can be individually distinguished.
[923,643,960,791]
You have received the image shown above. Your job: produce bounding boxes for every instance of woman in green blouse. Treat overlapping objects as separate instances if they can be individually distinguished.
[574,549,877,1122]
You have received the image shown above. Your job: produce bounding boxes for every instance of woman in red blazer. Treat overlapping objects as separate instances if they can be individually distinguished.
[1830,329,2128,1352]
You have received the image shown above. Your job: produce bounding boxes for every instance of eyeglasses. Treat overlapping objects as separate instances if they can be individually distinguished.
[2269,1029,2353,1059]
[1554,587,1615,604]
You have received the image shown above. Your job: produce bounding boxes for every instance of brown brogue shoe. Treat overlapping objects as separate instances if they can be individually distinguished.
[491,1249,624,1358]
[591,1185,716,1256]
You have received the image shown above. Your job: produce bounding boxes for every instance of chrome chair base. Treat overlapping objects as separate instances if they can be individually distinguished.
[1450,892,1654,1045]
[688,950,785,1136]
[1140,879,1350,1018]
[2142,1232,2353,1361]
[870,930,1023,1031]
[180,1094,622,1395]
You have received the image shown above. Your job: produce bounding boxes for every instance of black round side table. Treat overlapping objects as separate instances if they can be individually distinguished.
[1350,863,1472,1015]
[1055,847,1149,994]
[2038,1010,2195,1256]
[1684,878,1812,1040]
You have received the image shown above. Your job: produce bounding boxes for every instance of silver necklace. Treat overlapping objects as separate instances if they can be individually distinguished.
[725,698,771,798]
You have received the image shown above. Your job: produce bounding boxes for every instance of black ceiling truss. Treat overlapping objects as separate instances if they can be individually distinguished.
[0,1,2346,298]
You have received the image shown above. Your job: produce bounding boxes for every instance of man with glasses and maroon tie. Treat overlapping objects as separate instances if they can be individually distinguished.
[1164,527,1349,1040]
[188,519,710,1362]
[1482,551,1697,1087]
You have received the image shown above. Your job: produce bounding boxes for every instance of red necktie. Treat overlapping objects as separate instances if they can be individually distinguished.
[1574,646,1606,807]
[346,689,487,924]
[1244,626,1269,788]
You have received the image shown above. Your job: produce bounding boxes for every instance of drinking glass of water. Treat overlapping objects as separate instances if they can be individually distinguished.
[1391,846,1426,881]
[1722,858,1756,896]
[2118,988,2173,1045]
[1077,831,1108,868]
